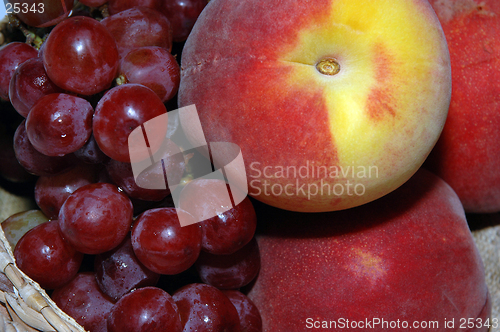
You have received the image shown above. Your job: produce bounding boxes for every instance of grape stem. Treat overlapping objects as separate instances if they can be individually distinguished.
[6,14,44,49]
[0,16,8,46]
[99,4,110,19]
[19,25,44,49]
[115,74,129,86]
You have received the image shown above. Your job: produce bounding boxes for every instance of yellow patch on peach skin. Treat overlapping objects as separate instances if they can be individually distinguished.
[276,0,450,197]
[348,248,387,284]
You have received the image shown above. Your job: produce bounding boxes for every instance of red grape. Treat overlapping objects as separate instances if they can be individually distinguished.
[52,272,115,332]
[26,93,94,156]
[119,46,180,102]
[0,42,38,101]
[13,120,77,176]
[125,134,185,199]
[101,7,173,58]
[105,158,171,202]
[5,0,73,27]
[172,283,241,332]
[94,235,160,301]
[195,237,261,289]
[107,0,163,15]
[14,220,83,290]
[9,57,63,118]
[107,287,182,332]
[179,179,257,254]
[73,134,110,164]
[161,0,208,42]
[222,290,263,332]
[34,163,98,219]
[93,83,167,163]
[131,207,202,275]
[58,182,134,254]
[42,16,119,95]
[78,0,108,7]
[0,128,35,183]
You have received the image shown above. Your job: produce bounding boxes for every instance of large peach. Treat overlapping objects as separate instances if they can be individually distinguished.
[424,0,500,213]
[178,0,452,212]
[246,168,491,331]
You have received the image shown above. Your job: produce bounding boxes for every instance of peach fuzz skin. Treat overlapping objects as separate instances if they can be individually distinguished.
[424,0,500,213]
[246,169,491,332]
[178,0,452,212]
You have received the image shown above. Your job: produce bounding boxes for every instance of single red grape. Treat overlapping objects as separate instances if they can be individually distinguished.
[107,287,182,332]
[13,120,77,176]
[14,220,83,290]
[105,158,171,202]
[42,16,119,95]
[172,283,241,332]
[179,179,257,254]
[93,83,167,163]
[73,134,110,164]
[222,290,263,332]
[5,0,73,27]
[119,46,180,102]
[58,182,134,254]
[94,235,160,301]
[161,0,208,42]
[131,207,202,275]
[51,272,115,332]
[101,7,173,58]
[195,237,261,289]
[35,163,98,219]
[26,93,94,156]
[0,42,38,101]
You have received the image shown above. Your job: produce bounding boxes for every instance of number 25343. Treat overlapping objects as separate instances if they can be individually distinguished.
[5,2,45,14]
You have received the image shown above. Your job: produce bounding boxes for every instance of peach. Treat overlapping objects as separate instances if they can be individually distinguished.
[424,0,500,213]
[178,0,452,212]
[246,168,491,331]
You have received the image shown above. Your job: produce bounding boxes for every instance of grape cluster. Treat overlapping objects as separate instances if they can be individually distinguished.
[0,1,263,331]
